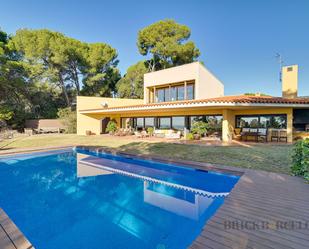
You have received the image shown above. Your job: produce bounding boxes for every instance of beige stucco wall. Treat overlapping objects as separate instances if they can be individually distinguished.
[143,62,224,103]
[196,63,224,99]
[76,96,143,135]
[282,65,298,98]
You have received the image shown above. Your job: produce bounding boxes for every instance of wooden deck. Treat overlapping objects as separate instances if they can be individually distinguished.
[190,168,309,249]
[0,209,33,249]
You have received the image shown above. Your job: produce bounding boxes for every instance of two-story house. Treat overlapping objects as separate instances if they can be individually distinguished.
[77,62,309,142]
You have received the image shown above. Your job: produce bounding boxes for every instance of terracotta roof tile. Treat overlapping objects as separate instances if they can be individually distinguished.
[80,95,309,112]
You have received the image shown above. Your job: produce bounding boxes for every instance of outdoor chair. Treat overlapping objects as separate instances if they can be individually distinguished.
[241,128,259,142]
[306,124,309,132]
[233,128,242,141]
[141,130,149,138]
[134,131,142,138]
[257,128,267,142]
[271,130,279,142]
[279,130,288,142]
[165,130,181,139]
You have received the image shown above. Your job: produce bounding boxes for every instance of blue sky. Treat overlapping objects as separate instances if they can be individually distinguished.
[1,0,308,96]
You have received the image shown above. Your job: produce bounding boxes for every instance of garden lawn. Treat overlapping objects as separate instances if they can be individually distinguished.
[0,134,293,174]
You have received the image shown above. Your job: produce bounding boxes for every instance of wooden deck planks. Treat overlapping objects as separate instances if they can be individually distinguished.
[0,209,33,249]
[191,169,309,249]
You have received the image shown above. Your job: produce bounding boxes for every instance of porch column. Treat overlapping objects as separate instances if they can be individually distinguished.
[287,108,293,143]
[184,81,187,100]
[222,109,235,142]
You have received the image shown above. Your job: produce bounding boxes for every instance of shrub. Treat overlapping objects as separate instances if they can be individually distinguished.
[291,138,309,182]
[57,107,76,133]
[106,120,117,134]
[147,127,154,136]
[185,132,194,140]
[191,121,209,136]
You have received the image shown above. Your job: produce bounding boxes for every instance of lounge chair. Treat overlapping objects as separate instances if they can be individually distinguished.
[141,131,149,138]
[134,131,142,138]
[165,130,181,139]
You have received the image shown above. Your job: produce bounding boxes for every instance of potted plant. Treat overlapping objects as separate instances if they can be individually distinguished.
[191,121,209,140]
[106,120,117,135]
[147,127,154,136]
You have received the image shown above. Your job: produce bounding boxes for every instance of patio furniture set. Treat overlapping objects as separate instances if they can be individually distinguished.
[235,128,287,142]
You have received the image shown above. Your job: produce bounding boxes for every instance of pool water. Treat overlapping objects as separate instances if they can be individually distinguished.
[0,149,239,249]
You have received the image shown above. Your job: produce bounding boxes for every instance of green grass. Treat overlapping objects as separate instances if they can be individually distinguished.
[0,134,293,174]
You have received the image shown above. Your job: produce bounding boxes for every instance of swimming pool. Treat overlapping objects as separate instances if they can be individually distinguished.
[0,148,239,249]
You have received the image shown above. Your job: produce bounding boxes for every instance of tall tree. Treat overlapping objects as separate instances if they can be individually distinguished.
[11,29,120,105]
[137,19,200,71]
[116,61,147,99]
[81,43,120,96]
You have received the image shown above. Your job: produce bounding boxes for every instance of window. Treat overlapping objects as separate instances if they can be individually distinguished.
[156,88,165,103]
[237,116,259,128]
[177,86,185,101]
[154,82,194,103]
[136,118,144,129]
[172,116,185,130]
[164,88,170,102]
[190,115,222,132]
[145,117,155,128]
[186,84,194,100]
[158,117,171,129]
[171,87,177,101]
[236,115,287,129]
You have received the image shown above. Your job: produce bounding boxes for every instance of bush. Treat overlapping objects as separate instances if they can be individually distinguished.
[147,127,154,136]
[191,121,209,136]
[291,138,309,182]
[57,107,76,134]
[106,120,117,134]
[185,132,194,140]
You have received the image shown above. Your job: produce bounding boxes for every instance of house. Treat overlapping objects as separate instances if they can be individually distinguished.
[77,62,309,142]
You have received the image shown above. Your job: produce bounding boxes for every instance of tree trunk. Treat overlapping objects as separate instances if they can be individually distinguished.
[73,65,80,95]
[58,72,70,107]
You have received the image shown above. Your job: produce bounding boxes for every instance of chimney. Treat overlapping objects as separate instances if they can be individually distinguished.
[282,65,298,98]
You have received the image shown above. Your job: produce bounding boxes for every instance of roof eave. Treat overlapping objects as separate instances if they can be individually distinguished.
[79,102,309,114]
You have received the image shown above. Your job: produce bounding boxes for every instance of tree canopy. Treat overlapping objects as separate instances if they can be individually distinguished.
[11,29,120,106]
[0,19,201,130]
[137,19,200,71]
[116,61,147,99]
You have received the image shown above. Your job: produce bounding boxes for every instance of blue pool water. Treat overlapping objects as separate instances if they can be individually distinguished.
[0,149,239,249]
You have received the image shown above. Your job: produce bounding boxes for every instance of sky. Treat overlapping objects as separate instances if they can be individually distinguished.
[1,0,309,96]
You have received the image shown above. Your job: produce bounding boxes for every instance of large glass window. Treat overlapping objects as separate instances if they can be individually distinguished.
[154,82,194,103]
[190,115,222,133]
[236,115,287,129]
[170,87,177,101]
[164,88,170,102]
[237,116,259,128]
[158,117,171,129]
[136,118,144,129]
[145,117,155,127]
[177,86,185,101]
[156,88,165,103]
[172,116,185,130]
[186,84,194,100]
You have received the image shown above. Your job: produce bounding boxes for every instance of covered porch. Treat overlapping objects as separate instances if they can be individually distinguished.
[78,105,294,143]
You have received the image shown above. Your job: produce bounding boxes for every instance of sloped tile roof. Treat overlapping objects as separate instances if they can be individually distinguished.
[79,95,309,113]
